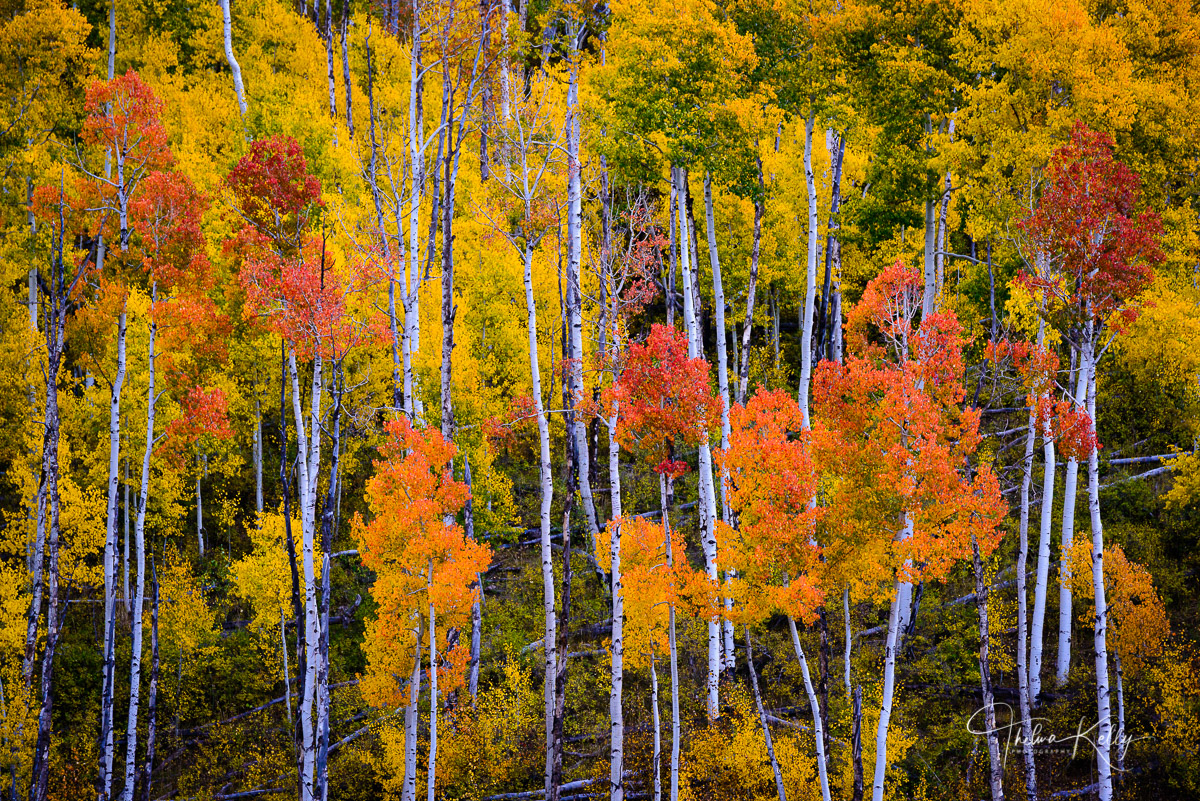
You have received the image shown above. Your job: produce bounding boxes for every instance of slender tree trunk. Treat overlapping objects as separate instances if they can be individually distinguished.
[746,627,787,801]
[818,130,844,361]
[464,458,482,702]
[870,547,910,801]
[973,533,1005,801]
[98,309,127,801]
[254,394,264,515]
[704,173,736,671]
[124,457,130,617]
[674,166,720,719]
[1084,332,1113,801]
[646,652,660,801]
[852,685,864,801]
[316,383,342,801]
[138,561,159,801]
[661,476,680,801]
[1114,653,1125,775]
[402,618,423,801]
[196,452,205,557]
[843,587,853,701]
[1030,411,1055,703]
[122,293,158,801]
[427,593,438,801]
[289,348,323,801]
[787,618,831,801]
[325,0,337,141]
[405,0,424,416]
[340,0,353,137]
[551,420,575,801]
[609,514,624,801]
[565,33,600,541]
[281,605,293,725]
[524,239,558,801]
[1016,368,1040,801]
[1056,350,1087,687]
[738,156,764,404]
[799,115,819,428]
[220,0,248,118]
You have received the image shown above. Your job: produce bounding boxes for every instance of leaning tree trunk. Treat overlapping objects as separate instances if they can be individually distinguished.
[220,0,248,119]
[746,627,787,801]
[870,520,912,801]
[787,618,831,801]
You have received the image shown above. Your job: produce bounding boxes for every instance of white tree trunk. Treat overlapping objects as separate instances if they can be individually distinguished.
[196,452,205,557]
[281,605,293,726]
[674,167,720,719]
[1016,374,1039,801]
[404,0,423,417]
[921,191,936,320]
[1114,653,1125,774]
[1084,333,1113,801]
[799,114,818,429]
[99,309,126,801]
[747,628,788,801]
[220,0,248,118]
[254,395,264,515]
[289,349,323,801]
[870,542,910,801]
[122,300,157,801]
[565,40,599,540]
[843,587,852,701]
[650,653,661,801]
[523,242,557,801]
[1056,353,1088,687]
[661,476,680,801]
[705,173,737,670]
[1030,408,1055,702]
[609,515,624,801]
[788,618,831,801]
[427,595,438,801]
[402,619,423,801]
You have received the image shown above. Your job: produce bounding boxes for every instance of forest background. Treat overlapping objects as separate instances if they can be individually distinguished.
[1,0,1199,800]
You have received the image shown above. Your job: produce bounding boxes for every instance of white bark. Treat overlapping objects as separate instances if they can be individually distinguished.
[747,628,787,801]
[99,309,126,801]
[1030,395,1055,701]
[843,587,852,702]
[566,39,600,540]
[650,653,661,801]
[523,241,557,801]
[1084,333,1113,801]
[661,476,680,801]
[609,517,624,801]
[1056,352,1088,687]
[674,167,720,719]
[788,618,831,801]
[1114,653,1125,775]
[870,528,910,801]
[799,115,818,429]
[404,0,423,416]
[254,395,264,515]
[402,620,423,801]
[705,173,736,670]
[220,0,248,118]
[427,596,438,801]
[123,458,130,616]
[122,297,157,801]
[196,452,205,557]
[289,349,323,801]
[1016,360,1039,800]
[281,605,293,726]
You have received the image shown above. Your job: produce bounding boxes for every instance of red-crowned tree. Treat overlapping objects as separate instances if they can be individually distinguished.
[1020,121,1163,801]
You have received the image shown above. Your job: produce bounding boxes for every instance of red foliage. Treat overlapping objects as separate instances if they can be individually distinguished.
[160,386,234,466]
[606,324,717,472]
[1019,121,1162,333]
[82,70,172,175]
[226,136,323,252]
[1051,400,1099,461]
[129,170,210,289]
[240,239,385,361]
